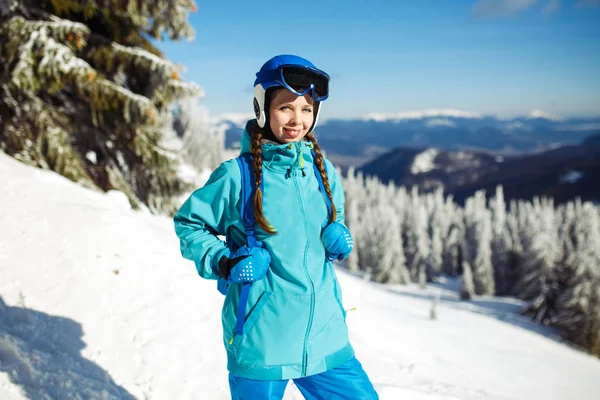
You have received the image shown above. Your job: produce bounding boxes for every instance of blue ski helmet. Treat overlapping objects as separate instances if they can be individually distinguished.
[253,54,330,133]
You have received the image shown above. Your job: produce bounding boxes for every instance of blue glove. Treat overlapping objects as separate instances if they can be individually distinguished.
[217,245,272,283]
[321,222,354,261]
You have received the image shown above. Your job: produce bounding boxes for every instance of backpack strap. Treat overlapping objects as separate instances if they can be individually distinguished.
[236,153,261,247]
[233,153,262,336]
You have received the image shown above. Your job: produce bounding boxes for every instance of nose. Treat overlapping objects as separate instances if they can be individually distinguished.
[290,110,302,126]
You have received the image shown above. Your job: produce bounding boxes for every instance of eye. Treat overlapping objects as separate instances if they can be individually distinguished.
[303,108,313,113]
[279,106,290,111]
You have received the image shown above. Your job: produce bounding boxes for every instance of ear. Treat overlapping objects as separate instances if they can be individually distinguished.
[253,84,267,128]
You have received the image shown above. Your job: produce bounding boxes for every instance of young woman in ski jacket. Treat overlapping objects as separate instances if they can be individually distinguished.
[174,55,378,400]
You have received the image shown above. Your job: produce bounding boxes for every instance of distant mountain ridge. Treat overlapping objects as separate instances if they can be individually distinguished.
[218,111,600,168]
[358,133,600,205]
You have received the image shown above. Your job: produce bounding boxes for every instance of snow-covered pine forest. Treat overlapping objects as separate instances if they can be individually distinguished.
[341,169,600,357]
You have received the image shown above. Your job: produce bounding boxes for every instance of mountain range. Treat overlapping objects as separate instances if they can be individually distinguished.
[218,110,599,204]
[218,110,600,169]
[358,133,600,205]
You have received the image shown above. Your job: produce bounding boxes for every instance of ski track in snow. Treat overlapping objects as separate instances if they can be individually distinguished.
[1,151,600,400]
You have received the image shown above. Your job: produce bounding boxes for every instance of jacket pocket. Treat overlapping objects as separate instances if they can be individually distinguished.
[234,291,309,368]
[333,279,347,320]
[309,279,346,340]
[222,287,272,348]
[241,291,272,334]
[306,278,351,367]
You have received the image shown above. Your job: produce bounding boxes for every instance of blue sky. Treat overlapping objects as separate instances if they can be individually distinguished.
[155,0,600,120]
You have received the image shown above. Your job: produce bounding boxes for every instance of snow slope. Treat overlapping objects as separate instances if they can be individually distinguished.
[1,152,600,400]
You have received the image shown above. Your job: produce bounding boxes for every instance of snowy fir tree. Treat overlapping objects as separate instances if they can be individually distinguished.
[439,192,464,277]
[424,188,448,280]
[369,197,409,284]
[0,0,202,213]
[515,197,561,325]
[406,186,430,283]
[341,167,366,274]
[462,190,495,296]
[489,186,513,295]
[173,98,224,172]
[554,201,600,356]
[460,261,475,301]
[503,199,524,295]
[442,223,462,276]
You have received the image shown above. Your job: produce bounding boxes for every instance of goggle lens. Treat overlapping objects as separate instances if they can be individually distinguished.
[281,66,329,100]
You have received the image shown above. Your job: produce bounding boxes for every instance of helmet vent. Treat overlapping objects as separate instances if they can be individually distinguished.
[253,98,260,120]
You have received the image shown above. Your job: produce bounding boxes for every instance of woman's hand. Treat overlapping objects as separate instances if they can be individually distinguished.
[321,222,354,261]
[218,245,272,283]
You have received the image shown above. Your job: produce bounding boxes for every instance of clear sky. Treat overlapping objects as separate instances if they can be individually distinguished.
[155,0,600,120]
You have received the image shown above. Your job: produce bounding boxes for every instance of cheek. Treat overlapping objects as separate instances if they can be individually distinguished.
[269,112,281,130]
[303,113,315,128]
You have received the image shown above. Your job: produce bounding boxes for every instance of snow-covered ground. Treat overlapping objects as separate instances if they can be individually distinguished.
[1,152,600,400]
[411,148,440,174]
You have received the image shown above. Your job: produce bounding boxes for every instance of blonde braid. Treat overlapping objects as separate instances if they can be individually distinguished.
[305,133,337,224]
[250,129,277,234]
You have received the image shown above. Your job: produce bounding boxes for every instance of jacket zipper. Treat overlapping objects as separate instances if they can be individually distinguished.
[292,145,315,377]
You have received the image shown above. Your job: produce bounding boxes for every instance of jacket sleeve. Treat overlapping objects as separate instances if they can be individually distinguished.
[324,159,346,225]
[173,160,241,280]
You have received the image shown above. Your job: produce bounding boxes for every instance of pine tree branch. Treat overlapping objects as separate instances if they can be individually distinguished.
[87,38,179,79]
[46,0,197,41]
[1,89,90,183]
[155,78,203,104]
[1,15,90,52]
[90,78,154,125]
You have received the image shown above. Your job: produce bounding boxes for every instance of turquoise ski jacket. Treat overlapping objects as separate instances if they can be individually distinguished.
[173,126,354,380]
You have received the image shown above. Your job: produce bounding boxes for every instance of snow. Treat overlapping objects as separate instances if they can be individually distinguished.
[364,109,483,122]
[503,121,531,132]
[425,119,456,128]
[411,148,439,174]
[211,113,255,128]
[526,109,561,121]
[85,151,97,164]
[2,151,600,400]
[559,170,584,184]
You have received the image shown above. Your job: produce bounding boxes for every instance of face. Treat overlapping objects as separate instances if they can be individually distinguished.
[268,89,315,143]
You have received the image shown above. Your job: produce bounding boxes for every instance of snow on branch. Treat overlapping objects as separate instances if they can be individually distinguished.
[7,19,94,93]
[96,41,179,77]
[155,79,204,104]
[4,16,89,49]
[142,0,197,40]
[90,79,154,125]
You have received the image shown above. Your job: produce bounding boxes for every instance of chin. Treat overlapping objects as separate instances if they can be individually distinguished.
[277,133,305,143]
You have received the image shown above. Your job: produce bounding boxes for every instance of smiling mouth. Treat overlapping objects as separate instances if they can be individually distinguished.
[284,128,302,137]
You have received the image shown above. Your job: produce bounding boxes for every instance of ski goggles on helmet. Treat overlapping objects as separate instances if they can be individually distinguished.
[264,65,330,101]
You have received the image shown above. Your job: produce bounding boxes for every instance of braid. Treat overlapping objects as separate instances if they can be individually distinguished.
[250,128,277,234]
[305,133,337,224]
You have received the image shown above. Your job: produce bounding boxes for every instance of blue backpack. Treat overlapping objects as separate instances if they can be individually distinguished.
[220,151,332,338]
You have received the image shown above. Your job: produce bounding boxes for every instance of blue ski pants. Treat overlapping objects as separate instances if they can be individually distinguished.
[228,357,379,400]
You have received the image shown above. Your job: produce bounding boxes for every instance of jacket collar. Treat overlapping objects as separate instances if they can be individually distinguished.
[239,124,315,177]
